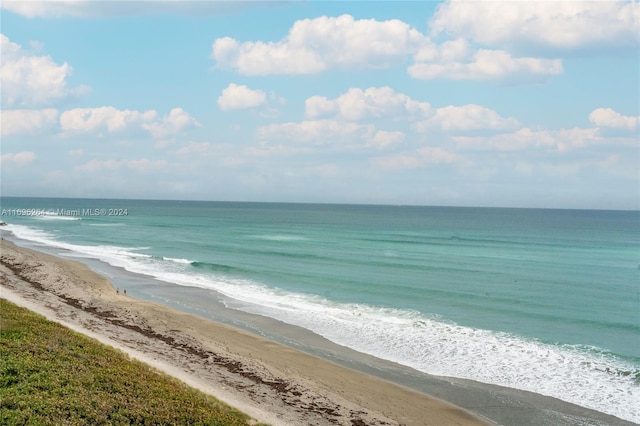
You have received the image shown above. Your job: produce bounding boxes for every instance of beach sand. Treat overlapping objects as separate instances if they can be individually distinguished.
[1,238,634,426]
[0,238,488,426]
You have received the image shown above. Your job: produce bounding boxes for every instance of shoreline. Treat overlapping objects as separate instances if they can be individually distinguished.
[0,238,488,426]
[1,237,634,426]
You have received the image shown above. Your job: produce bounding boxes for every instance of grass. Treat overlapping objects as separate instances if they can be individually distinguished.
[0,299,266,425]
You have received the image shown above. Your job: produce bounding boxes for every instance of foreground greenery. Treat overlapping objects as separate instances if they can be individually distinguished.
[0,299,264,425]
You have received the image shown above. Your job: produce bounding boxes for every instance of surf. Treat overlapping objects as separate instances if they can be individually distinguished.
[3,221,639,422]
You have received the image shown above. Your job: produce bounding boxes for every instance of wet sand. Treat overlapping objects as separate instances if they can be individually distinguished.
[1,238,633,426]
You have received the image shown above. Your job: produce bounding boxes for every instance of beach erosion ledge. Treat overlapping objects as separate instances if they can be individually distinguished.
[0,238,488,426]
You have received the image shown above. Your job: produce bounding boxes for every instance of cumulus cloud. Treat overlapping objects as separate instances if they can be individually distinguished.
[212,14,426,75]
[266,87,518,156]
[430,0,640,51]
[60,107,157,134]
[211,12,572,82]
[59,106,198,138]
[409,1,638,82]
[1,34,87,107]
[217,83,267,110]
[1,109,58,136]
[1,151,36,166]
[369,130,405,150]
[409,48,563,81]
[305,86,431,121]
[413,37,471,63]
[589,108,639,132]
[415,104,519,132]
[1,33,21,58]
[142,108,200,138]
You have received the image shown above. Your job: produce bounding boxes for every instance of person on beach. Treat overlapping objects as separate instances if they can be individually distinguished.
[116,288,120,295]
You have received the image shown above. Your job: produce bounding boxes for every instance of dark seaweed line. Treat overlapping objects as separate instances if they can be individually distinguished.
[0,255,380,425]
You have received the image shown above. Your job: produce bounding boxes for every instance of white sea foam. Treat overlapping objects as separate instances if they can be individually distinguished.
[5,225,152,271]
[251,234,307,242]
[35,215,80,221]
[222,290,640,423]
[162,256,194,264]
[5,223,639,423]
[4,225,57,242]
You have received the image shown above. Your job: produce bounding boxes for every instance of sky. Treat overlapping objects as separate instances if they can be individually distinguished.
[1,0,639,209]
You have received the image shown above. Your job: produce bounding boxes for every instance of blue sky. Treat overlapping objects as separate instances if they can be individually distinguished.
[1,1,639,209]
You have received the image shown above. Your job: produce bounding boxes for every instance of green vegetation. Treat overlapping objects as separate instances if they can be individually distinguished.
[0,299,264,425]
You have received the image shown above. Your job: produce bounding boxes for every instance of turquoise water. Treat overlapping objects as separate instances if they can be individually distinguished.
[1,197,638,422]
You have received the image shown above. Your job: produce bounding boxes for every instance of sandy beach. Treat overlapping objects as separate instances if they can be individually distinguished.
[1,237,635,426]
[0,238,489,426]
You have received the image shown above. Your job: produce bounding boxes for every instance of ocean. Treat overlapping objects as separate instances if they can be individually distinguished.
[1,197,638,423]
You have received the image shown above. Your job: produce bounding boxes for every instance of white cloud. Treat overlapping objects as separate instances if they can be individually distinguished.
[176,142,215,156]
[1,34,87,107]
[453,127,603,153]
[280,89,517,153]
[2,1,74,18]
[75,158,168,172]
[430,1,640,51]
[1,151,36,166]
[418,146,461,164]
[256,113,408,153]
[2,1,107,18]
[416,104,519,132]
[257,119,375,145]
[212,14,426,75]
[213,36,325,75]
[244,142,309,158]
[369,130,405,150]
[410,2,637,82]
[142,108,200,138]
[1,1,261,18]
[211,13,567,82]
[372,154,424,170]
[409,48,563,81]
[373,147,462,170]
[304,95,335,119]
[1,109,58,136]
[217,83,267,110]
[589,108,640,131]
[59,106,198,138]
[514,155,634,181]
[1,33,21,59]
[413,37,471,63]
[60,106,156,134]
[305,86,432,121]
